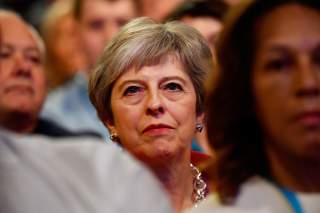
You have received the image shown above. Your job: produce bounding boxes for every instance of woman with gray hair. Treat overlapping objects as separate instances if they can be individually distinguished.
[89,17,213,211]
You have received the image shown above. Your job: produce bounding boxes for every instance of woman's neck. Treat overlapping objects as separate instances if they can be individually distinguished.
[266,144,320,192]
[150,156,194,212]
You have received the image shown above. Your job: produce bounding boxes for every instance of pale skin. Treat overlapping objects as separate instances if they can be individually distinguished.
[139,0,185,21]
[181,16,222,50]
[0,14,46,133]
[77,0,137,69]
[105,55,202,211]
[253,3,320,192]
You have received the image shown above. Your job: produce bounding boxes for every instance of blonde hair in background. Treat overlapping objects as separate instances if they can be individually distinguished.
[41,0,87,89]
[41,0,74,41]
[89,17,213,122]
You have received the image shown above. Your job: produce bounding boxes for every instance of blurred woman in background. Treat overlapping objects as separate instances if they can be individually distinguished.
[41,0,87,89]
[189,0,320,212]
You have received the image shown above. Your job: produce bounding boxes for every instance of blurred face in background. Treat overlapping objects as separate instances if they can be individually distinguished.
[0,15,46,119]
[224,0,241,6]
[139,0,185,21]
[182,16,222,45]
[253,3,320,161]
[77,0,137,69]
[47,13,87,78]
[181,16,222,59]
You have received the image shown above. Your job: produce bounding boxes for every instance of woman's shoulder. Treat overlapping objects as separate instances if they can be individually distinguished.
[186,193,272,213]
[186,176,291,213]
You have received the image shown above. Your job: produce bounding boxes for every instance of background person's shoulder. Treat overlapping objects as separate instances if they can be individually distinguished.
[0,132,174,213]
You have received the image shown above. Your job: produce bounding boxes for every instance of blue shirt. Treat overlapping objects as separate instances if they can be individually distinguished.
[40,73,109,140]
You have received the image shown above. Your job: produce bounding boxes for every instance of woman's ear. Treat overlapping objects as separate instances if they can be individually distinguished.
[195,112,214,155]
[100,113,121,143]
[196,112,205,124]
[100,113,116,133]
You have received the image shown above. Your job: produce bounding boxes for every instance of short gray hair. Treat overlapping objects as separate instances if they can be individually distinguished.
[89,17,213,121]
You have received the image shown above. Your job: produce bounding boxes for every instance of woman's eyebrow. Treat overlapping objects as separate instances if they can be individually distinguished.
[159,76,187,85]
[117,79,146,91]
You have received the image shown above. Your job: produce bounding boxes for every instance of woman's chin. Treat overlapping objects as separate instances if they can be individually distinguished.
[135,144,182,167]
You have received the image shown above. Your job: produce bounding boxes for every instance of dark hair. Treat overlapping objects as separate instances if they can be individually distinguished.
[165,0,229,22]
[206,0,320,203]
[73,0,82,20]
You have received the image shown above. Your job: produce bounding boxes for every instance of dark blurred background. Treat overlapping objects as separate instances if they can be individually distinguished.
[0,0,53,30]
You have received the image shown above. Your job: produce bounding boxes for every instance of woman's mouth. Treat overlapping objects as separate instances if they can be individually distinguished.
[294,111,320,129]
[142,124,174,135]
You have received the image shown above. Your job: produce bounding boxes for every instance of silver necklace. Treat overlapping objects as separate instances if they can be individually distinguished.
[190,163,207,205]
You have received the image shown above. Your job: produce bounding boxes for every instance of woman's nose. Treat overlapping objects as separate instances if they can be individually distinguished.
[146,91,164,116]
[294,58,320,98]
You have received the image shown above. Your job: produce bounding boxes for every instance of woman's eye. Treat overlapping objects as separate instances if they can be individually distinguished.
[164,82,183,92]
[312,47,320,66]
[264,56,292,71]
[123,86,142,96]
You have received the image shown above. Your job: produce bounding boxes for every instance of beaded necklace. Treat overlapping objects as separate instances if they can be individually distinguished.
[190,163,208,205]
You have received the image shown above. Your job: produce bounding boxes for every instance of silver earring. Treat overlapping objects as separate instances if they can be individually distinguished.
[109,133,119,142]
[196,123,203,133]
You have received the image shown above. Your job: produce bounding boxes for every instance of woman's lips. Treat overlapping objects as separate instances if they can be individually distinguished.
[294,111,320,129]
[142,124,174,135]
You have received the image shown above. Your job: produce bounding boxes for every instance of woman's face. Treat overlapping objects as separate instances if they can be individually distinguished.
[107,55,199,165]
[253,3,320,160]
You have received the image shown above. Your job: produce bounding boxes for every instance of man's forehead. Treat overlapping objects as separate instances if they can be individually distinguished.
[0,15,27,35]
[1,16,32,38]
[1,19,39,49]
[0,12,21,25]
